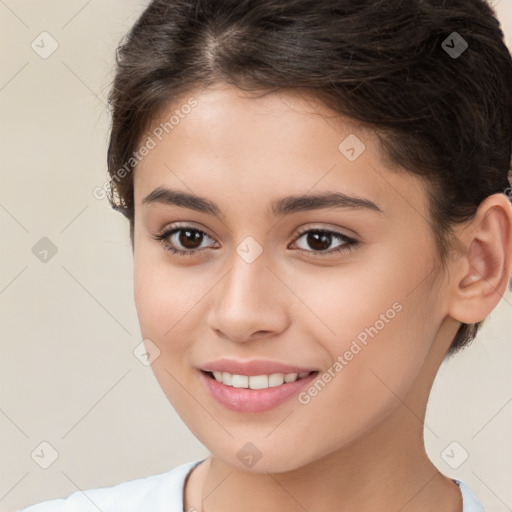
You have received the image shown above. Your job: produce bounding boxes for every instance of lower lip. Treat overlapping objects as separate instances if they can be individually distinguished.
[199,370,318,413]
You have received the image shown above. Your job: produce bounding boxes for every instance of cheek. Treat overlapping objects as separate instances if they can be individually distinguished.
[133,254,214,354]
[134,247,179,341]
[291,259,412,352]
[133,259,206,417]
[294,248,439,401]
[290,295,432,452]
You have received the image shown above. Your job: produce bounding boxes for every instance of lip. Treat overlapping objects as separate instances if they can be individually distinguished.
[200,358,317,376]
[199,369,319,413]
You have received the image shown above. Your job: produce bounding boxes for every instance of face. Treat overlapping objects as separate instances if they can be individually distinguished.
[132,83,452,473]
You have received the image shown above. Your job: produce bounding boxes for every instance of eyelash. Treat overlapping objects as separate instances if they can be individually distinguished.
[152,224,357,258]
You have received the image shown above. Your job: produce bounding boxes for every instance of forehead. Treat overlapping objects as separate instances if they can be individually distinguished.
[133,83,430,223]
[147,83,371,152]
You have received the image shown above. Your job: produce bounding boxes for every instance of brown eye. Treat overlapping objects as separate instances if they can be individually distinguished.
[153,225,217,256]
[303,231,333,251]
[177,229,205,249]
[291,228,357,256]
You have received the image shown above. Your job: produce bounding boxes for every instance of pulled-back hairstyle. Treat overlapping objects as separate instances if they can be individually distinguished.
[106,0,512,355]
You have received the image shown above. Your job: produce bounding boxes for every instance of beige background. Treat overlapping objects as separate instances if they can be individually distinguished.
[0,1,511,511]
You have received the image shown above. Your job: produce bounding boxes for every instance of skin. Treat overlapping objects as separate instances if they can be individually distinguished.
[131,83,512,512]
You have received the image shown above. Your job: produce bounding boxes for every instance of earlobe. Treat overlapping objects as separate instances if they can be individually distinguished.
[448,193,512,325]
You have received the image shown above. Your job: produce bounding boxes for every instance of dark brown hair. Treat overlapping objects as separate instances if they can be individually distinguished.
[106,0,512,355]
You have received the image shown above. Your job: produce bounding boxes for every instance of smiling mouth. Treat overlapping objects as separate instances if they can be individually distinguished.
[201,370,319,390]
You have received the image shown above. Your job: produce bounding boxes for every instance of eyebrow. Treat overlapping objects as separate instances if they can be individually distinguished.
[141,186,383,217]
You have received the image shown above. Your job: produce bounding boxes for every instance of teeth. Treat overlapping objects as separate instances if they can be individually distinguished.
[232,374,249,388]
[269,373,284,387]
[248,375,268,389]
[210,370,312,389]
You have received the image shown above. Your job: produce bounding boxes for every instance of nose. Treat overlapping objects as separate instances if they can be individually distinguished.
[206,250,289,343]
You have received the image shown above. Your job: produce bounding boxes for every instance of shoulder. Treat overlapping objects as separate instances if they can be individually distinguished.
[454,479,486,512]
[18,459,205,512]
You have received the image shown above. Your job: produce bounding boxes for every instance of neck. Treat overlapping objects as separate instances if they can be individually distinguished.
[190,406,461,512]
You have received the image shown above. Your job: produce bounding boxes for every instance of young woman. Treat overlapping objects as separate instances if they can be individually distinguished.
[21,0,512,511]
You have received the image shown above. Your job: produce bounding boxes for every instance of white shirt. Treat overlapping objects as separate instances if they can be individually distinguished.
[19,458,486,511]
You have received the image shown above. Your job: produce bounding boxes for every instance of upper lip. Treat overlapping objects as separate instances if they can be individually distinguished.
[201,358,317,376]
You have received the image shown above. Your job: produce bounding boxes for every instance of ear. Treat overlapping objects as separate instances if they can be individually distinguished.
[447,193,512,325]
